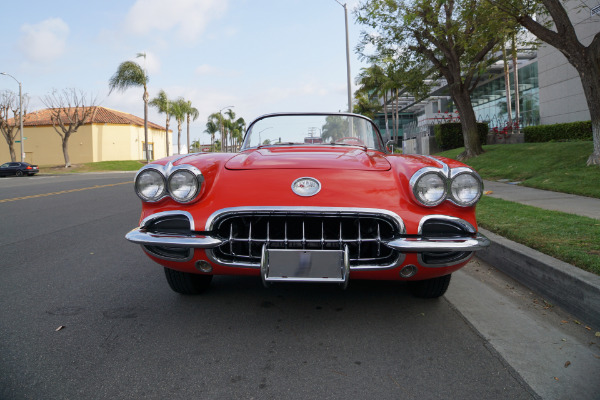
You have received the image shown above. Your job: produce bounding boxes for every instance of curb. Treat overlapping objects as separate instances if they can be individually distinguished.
[476,228,600,330]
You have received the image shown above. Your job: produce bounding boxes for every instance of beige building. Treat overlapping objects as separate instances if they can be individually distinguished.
[1,106,170,166]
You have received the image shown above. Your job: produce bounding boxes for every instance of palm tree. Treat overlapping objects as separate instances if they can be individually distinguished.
[353,90,382,120]
[149,90,171,157]
[224,109,237,152]
[185,100,199,153]
[204,118,219,152]
[170,98,187,154]
[208,112,226,152]
[356,64,390,138]
[109,56,150,162]
[231,117,246,150]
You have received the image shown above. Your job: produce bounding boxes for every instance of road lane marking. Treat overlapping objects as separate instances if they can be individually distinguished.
[0,181,132,203]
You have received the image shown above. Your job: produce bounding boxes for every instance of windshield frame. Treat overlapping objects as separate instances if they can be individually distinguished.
[241,112,387,152]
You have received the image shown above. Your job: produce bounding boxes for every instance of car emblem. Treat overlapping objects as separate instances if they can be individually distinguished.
[292,177,321,197]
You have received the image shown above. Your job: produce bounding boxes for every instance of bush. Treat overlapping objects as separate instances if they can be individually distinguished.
[434,122,488,151]
[524,121,592,142]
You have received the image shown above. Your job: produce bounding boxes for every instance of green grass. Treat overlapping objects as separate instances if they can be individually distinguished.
[39,160,145,174]
[477,196,600,275]
[437,141,600,198]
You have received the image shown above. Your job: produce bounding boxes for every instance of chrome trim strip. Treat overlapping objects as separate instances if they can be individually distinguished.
[204,206,406,234]
[424,155,450,177]
[140,210,196,231]
[417,215,476,235]
[384,233,490,252]
[125,228,224,248]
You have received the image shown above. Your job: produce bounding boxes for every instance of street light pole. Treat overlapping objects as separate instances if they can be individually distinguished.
[334,1,352,113]
[1,72,24,161]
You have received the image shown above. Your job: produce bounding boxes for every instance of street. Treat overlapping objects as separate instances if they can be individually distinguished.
[0,173,597,399]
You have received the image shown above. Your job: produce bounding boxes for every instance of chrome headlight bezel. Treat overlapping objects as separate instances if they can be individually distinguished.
[409,167,448,207]
[167,165,203,203]
[134,167,167,202]
[448,168,483,207]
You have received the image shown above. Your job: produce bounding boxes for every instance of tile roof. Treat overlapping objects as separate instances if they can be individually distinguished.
[21,106,168,131]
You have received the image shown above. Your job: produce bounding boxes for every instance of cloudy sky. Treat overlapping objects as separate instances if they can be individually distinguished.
[1,0,368,146]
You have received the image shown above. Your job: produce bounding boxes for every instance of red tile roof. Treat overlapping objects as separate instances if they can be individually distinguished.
[22,106,168,131]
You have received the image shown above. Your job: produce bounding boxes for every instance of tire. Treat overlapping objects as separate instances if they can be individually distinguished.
[409,274,452,298]
[15,170,23,177]
[164,267,212,295]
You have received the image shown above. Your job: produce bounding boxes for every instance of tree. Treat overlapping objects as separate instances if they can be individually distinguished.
[224,109,237,152]
[356,64,391,137]
[185,100,199,153]
[42,89,97,168]
[353,90,382,120]
[0,90,29,162]
[108,55,150,162]
[204,117,219,152]
[356,0,512,159]
[321,115,350,142]
[149,90,172,157]
[230,117,246,151]
[488,0,600,166]
[170,98,187,154]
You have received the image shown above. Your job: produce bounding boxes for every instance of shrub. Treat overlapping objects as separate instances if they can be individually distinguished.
[524,121,592,142]
[434,122,488,151]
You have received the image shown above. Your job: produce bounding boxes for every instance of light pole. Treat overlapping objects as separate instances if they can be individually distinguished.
[334,1,352,113]
[219,105,234,152]
[1,72,24,161]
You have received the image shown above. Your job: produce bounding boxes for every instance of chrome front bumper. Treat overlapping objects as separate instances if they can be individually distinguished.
[126,228,489,253]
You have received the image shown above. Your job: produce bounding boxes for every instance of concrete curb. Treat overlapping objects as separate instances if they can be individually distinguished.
[476,228,600,330]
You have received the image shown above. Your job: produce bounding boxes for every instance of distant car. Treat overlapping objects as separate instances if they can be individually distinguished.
[0,162,39,177]
[126,112,489,298]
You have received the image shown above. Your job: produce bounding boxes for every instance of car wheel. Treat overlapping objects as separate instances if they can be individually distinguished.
[15,170,24,177]
[164,267,212,295]
[409,274,451,298]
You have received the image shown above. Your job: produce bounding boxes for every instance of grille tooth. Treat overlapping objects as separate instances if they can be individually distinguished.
[213,212,400,267]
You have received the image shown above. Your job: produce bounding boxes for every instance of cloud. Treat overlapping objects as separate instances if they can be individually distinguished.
[135,51,161,75]
[125,0,228,39]
[195,64,218,75]
[19,18,69,63]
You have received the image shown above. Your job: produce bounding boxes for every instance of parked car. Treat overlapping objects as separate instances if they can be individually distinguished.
[0,162,39,177]
[126,113,489,297]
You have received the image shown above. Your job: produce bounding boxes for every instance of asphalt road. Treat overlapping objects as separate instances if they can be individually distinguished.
[0,172,594,399]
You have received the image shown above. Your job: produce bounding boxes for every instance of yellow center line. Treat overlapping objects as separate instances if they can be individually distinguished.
[0,181,133,203]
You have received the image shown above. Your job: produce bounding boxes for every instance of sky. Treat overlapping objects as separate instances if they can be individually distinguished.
[1,0,369,147]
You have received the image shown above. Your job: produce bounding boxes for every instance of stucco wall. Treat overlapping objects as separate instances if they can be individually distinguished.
[538,0,599,125]
[0,123,168,165]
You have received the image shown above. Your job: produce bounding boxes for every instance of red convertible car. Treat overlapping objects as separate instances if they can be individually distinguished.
[126,113,489,297]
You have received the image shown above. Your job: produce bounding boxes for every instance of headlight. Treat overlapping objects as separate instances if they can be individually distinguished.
[450,171,482,206]
[135,168,166,201]
[168,169,200,203]
[411,169,447,207]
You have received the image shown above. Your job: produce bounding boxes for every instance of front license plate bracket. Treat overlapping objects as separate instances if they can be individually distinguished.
[260,245,350,289]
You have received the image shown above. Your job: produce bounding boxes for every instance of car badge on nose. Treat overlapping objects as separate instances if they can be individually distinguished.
[292,177,321,197]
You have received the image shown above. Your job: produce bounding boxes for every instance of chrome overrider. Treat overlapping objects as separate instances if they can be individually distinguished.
[125,208,490,267]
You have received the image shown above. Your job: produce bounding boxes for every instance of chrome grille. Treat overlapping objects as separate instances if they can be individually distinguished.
[210,211,402,268]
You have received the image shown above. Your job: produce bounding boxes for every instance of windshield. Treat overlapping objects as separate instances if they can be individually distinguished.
[242,113,385,151]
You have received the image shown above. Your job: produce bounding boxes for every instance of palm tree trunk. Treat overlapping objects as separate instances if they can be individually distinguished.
[143,89,149,162]
[502,42,513,132]
[186,115,191,154]
[511,34,520,134]
[165,119,170,157]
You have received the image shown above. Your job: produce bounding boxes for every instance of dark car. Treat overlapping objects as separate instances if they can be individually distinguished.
[0,162,39,177]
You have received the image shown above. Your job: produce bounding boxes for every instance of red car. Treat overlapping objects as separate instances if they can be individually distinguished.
[126,113,489,297]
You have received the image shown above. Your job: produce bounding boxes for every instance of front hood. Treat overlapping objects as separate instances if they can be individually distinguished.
[225,147,391,171]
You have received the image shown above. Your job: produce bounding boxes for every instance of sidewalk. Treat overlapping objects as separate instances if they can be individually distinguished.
[476,180,600,329]
[483,179,600,220]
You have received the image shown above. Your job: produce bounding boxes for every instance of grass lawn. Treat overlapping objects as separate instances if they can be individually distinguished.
[39,160,145,174]
[477,196,600,275]
[437,141,600,198]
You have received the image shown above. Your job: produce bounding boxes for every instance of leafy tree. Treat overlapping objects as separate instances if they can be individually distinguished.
[231,117,246,151]
[353,90,382,120]
[356,0,511,159]
[321,115,350,142]
[0,90,29,162]
[356,64,391,137]
[488,0,600,166]
[185,100,199,153]
[149,90,172,157]
[42,89,97,168]
[108,56,150,162]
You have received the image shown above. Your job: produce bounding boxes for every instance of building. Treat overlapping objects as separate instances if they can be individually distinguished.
[1,106,170,165]
[370,0,599,154]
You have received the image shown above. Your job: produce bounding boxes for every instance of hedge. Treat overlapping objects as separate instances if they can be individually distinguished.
[433,122,488,151]
[523,121,593,142]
